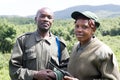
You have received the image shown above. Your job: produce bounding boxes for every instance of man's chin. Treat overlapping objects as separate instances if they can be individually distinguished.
[41,28,49,32]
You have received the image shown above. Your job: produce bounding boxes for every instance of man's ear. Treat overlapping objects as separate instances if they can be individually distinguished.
[52,19,54,22]
[35,17,37,23]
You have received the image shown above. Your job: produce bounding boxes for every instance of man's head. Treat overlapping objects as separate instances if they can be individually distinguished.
[35,7,54,33]
[71,11,100,45]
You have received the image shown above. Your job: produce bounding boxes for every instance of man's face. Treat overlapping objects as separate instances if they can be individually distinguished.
[35,8,54,32]
[74,19,95,44]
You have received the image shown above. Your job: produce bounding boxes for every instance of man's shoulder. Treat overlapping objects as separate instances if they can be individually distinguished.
[18,32,34,39]
[56,36,66,47]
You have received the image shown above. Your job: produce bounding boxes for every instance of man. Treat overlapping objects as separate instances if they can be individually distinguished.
[9,7,69,80]
[64,11,120,80]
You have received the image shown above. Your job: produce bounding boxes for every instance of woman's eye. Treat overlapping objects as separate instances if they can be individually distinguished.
[75,25,79,28]
[82,26,88,29]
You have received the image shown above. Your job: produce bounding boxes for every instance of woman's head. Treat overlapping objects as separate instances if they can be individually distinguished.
[71,11,100,45]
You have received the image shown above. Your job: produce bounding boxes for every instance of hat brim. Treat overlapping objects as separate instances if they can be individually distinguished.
[71,11,90,20]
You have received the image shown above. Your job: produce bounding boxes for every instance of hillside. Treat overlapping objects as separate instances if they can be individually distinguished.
[54,4,120,19]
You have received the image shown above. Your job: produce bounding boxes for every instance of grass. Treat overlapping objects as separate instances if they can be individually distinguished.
[0,53,10,80]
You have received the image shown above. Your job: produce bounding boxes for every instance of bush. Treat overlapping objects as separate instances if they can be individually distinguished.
[0,19,16,53]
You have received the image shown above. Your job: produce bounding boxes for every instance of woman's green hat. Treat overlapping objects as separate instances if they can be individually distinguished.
[71,11,100,28]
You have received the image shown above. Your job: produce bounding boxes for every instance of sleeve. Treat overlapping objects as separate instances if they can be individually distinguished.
[59,37,70,70]
[59,37,70,60]
[9,38,35,80]
[96,45,120,80]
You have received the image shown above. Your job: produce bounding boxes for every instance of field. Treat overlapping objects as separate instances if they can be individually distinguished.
[0,36,120,80]
[0,17,120,80]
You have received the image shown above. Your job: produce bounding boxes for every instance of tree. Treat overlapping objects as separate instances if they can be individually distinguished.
[0,19,16,53]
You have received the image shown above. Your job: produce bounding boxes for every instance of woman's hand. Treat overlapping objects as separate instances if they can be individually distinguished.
[63,76,79,80]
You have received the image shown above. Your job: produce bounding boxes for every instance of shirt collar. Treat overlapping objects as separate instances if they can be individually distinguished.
[77,36,96,51]
[34,30,55,45]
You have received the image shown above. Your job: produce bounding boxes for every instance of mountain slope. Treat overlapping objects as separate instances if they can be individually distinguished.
[54,4,120,19]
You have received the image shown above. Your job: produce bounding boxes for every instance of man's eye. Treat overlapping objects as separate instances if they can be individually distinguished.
[39,15,53,19]
[47,16,53,19]
[39,15,45,18]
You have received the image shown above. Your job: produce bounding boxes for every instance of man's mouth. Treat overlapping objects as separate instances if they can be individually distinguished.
[42,23,49,27]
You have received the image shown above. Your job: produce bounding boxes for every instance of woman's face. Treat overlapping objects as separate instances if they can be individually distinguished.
[74,19,96,45]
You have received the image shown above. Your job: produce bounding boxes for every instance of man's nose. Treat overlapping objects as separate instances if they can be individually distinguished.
[43,16,49,21]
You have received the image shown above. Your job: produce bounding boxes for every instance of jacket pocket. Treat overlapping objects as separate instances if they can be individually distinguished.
[23,49,37,70]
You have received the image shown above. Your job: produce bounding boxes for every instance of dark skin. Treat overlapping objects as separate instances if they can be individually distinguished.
[35,7,54,38]
[74,18,96,45]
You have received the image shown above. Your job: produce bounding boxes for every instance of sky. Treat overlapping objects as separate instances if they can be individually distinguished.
[0,0,120,17]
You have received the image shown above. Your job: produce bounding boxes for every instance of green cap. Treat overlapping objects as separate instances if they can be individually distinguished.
[71,11,100,28]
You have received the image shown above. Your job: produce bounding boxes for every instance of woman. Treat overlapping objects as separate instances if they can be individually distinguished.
[64,11,120,80]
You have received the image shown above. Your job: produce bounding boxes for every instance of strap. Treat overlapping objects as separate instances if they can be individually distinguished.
[56,36,61,63]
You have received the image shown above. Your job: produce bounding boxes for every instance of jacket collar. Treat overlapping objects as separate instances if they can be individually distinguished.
[34,30,55,45]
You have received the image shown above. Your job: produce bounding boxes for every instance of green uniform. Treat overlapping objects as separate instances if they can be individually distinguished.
[68,36,120,80]
[9,31,69,80]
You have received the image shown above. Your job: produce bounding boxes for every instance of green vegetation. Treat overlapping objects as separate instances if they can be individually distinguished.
[0,17,120,80]
[0,53,10,80]
[0,19,16,53]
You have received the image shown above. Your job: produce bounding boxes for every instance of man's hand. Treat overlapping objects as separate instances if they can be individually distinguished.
[33,69,56,80]
[63,76,79,80]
